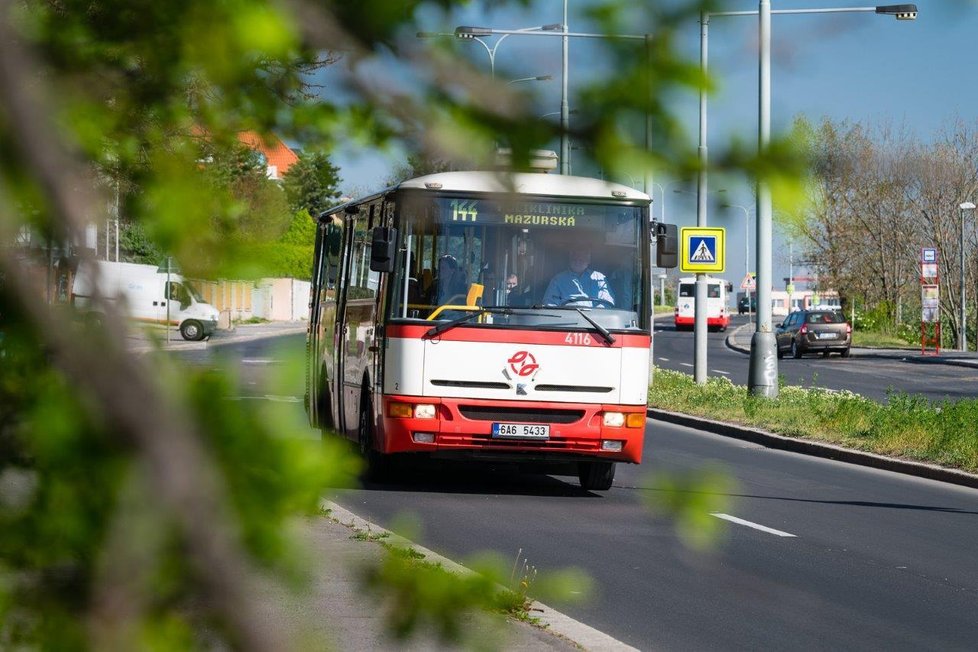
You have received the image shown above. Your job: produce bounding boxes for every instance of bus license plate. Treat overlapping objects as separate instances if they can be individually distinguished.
[491,423,550,440]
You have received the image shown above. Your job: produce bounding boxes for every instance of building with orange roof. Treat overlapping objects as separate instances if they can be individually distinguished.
[237,131,299,181]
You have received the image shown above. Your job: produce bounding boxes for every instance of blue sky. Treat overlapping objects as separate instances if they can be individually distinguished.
[328,1,977,288]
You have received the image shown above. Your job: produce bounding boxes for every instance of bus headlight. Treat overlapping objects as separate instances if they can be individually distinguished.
[413,404,437,419]
[388,403,437,419]
[603,412,625,427]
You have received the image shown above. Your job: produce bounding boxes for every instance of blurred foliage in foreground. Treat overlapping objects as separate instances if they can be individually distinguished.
[649,368,978,473]
[0,0,809,648]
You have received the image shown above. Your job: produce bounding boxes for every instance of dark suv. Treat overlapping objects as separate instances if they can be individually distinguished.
[737,295,757,314]
[775,309,851,358]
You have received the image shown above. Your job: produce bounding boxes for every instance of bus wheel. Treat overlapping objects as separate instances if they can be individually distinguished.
[578,461,615,491]
[357,397,389,481]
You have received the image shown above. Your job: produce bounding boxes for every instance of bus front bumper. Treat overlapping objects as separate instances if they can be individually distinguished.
[377,395,646,464]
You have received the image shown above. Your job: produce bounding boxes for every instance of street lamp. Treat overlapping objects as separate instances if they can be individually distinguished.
[449,24,562,80]
[650,182,666,223]
[960,201,975,351]
[723,202,752,319]
[507,75,553,85]
[696,3,917,395]
[451,20,647,177]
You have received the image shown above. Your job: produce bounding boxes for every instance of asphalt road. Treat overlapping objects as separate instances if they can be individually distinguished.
[177,335,978,651]
[654,314,978,402]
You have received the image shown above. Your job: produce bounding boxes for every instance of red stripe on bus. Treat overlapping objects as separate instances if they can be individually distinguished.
[385,324,650,348]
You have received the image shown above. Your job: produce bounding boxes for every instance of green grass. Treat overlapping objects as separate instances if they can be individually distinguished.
[351,529,390,542]
[648,368,978,473]
[852,330,915,349]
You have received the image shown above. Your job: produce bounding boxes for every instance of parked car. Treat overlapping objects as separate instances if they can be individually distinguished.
[737,295,757,314]
[775,309,851,358]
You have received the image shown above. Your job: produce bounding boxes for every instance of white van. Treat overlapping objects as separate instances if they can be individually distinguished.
[674,275,731,332]
[72,261,219,341]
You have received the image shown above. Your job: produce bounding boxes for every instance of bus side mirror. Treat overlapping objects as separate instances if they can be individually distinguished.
[370,227,397,272]
[655,222,678,268]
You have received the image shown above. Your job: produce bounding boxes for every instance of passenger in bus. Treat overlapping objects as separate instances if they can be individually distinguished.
[505,273,519,295]
[543,243,614,307]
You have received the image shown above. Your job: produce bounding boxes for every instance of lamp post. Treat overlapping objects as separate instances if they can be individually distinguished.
[696,3,917,395]
[650,182,666,222]
[507,75,553,85]
[960,201,975,351]
[724,202,752,319]
[452,24,646,177]
[450,24,563,80]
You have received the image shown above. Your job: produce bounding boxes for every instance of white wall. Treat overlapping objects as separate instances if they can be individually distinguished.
[252,278,310,321]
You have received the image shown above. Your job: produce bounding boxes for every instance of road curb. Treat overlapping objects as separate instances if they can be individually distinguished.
[724,323,751,354]
[132,324,307,354]
[648,408,978,491]
[321,500,640,652]
[724,322,978,368]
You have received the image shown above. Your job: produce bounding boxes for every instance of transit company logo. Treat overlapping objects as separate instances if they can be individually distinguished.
[503,351,539,395]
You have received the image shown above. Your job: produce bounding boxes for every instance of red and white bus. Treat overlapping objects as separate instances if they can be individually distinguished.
[674,276,731,332]
[306,171,675,490]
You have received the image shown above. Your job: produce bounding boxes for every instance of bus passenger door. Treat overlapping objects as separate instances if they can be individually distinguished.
[307,217,341,428]
[339,205,381,439]
[333,216,355,435]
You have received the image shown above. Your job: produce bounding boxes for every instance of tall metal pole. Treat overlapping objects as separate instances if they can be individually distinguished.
[788,240,794,309]
[744,208,751,320]
[560,0,570,175]
[960,204,971,351]
[694,11,710,384]
[748,0,778,398]
[644,35,654,197]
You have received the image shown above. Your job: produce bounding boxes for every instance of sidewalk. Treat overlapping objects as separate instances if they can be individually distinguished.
[725,322,978,369]
[285,502,634,652]
[127,320,308,354]
[145,321,637,651]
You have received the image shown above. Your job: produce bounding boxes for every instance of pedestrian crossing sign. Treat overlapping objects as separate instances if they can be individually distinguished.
[680,227,725,273]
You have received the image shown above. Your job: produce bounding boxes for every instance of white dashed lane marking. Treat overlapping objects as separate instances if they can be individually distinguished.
[711,513,797,538]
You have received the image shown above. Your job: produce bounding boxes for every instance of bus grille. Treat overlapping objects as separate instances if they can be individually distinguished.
[458,405,584,424]
[535,384,613,393]
[431,380,510,389]
[437,433,601,451]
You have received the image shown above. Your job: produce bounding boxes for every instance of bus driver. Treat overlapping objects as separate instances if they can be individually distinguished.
[543,241,614,307]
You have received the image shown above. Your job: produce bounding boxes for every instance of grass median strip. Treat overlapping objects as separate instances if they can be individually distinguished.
[649,368,978,474]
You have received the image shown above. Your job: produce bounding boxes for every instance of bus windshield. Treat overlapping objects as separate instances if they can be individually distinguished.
[388,195,648,331]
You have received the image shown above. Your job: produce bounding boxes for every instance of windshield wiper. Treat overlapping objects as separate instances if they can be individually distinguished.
[574,308,616,345]
[424,306,511,339]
